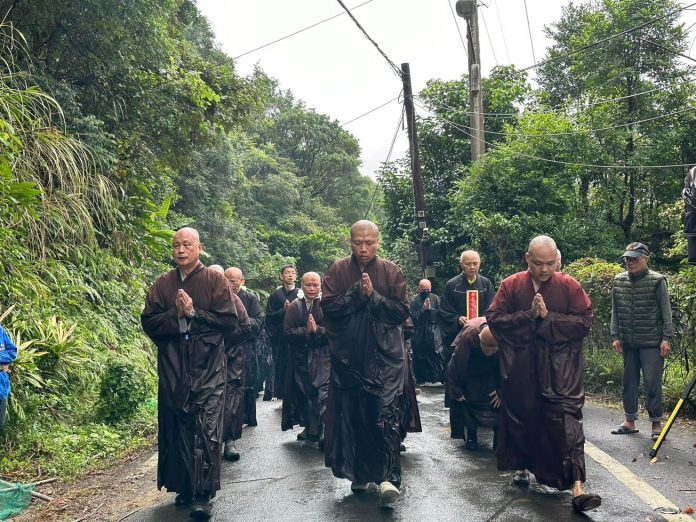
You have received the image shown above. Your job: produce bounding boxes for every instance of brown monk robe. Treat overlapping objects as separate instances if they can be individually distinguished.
[208,265,251,463]
[281,272,330,446]
[141,228,238,519]
[322,220,410,505]
[485,235,601,514]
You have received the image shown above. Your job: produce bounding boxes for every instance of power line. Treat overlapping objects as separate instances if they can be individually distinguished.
[635,36,696,64]
[414,85,665,118]
[479,9,498,66]
[414,101,694,170]
[233,0,377,60]
[493,0,511,63]
[522,0,537,68]
[364,107,404,218]
[335,0,402,78]
[340,95,400,127]
[445,0,468,60]
[519,1,696,73]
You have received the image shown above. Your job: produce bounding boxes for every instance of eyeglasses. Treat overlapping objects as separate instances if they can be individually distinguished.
[624,257,644,264]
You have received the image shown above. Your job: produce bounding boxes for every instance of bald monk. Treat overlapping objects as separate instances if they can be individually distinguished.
[409,279,445,384]
[321,220,410,505]
[486,235,601,514]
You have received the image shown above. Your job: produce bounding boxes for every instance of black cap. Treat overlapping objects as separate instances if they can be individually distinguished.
[622,242,649,258]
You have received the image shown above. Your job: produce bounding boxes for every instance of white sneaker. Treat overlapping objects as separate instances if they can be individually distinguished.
[350,482,368,493]
[378,481,400,504]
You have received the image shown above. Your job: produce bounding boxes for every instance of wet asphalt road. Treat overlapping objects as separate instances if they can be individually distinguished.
[128,385,696,522]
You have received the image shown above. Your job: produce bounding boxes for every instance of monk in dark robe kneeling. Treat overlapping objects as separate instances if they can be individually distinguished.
[447,317,500,451]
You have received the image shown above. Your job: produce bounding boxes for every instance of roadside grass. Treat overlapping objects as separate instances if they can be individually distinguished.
[0,399,157,482]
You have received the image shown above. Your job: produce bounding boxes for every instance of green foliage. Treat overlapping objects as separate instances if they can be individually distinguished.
[97,360,151,424]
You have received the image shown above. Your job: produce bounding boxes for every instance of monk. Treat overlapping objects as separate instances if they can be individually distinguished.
[208,265,251,462]
[265,265,299,400]
[321,220,410,506]
[141,228,238,519]
[225,267,265,429]
[409,279,445,384]
[447,317,500,451]
[281,272,330,447]
[486,235,601,514]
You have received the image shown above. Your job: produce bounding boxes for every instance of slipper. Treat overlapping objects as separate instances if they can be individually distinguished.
[611,425,639,435]
[651,431,662,441]
[572,493,602,513]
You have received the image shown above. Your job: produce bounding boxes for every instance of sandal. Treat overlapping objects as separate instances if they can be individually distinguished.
[611,425,639,435]
[572,493,602,513]
[651,431,662,441]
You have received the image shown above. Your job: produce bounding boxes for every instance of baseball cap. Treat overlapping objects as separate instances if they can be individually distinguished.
[622,242,650,258]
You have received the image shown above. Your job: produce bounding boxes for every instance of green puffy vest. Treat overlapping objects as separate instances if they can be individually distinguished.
[613,270,665,348]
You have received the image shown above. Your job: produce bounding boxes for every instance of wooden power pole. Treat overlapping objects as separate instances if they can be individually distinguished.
[401,62,433,277]
[456,0,485,161]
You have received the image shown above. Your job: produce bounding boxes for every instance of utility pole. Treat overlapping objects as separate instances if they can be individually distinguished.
[456,0,485,161]
[401,62,434,278]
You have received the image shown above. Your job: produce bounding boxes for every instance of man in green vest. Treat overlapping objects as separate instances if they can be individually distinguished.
[610,242,673,441]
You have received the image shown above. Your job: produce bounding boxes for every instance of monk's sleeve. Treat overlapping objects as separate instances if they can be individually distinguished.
[320,265,364,321]
[485,278,534,333]
[247,296,265,340]
[141,282,180,338]
[536,281,592,344]
[192,280,238,333]
[438,284,460,338]
[228,294,251,345]
[283,304,309,345]
[366,268,410,325]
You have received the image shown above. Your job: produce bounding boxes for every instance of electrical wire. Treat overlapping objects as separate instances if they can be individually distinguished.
[518,1,696,73]
[413,100,695,169]
[414,85,665,118]
[364,107,405,218]
[493,0,511,64]
[335,0,402,78]
[522,0,537,68]
[634,36,696,64]
[340,96,400,127]
[480,9,498,66]
[233,0,377,60]
[445,0,468,60]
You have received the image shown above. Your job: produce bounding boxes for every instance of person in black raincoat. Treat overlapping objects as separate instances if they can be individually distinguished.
[409,278,444,384]
[321,220,410,506]
[281,272,330,446]
[141,228,238,520]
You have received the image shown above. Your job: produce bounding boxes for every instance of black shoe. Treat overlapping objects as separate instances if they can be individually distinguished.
[465,439,478,451]
[318,434,325,450]
[223,441,240,461]
[175,493,192,507]
[190,495,211,520]
[262,392,272,401]
[297,428,308,441]
[399,443,406,452]
[247,420,258,427]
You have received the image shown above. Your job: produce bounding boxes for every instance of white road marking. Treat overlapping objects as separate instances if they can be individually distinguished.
[585,440,694,521]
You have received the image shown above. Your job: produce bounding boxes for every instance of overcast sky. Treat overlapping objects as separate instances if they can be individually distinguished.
[197,0,696,179]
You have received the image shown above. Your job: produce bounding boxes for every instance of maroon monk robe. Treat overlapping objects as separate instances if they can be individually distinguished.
[223,291,251,443]
[486,270,592,491]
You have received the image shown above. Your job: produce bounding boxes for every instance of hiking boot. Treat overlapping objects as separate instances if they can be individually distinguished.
[175,493,192,507]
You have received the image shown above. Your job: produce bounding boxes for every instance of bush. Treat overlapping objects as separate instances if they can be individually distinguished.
[97,360,151,424]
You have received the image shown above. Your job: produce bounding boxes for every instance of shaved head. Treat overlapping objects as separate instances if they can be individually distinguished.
[418,279,432,292]
[208,264,224,274]
[225,267,243,280]
[528,235,557,254]
[174,227,200,244]
[350,220,380,238]
[172,227,202,275]
[526,235,558,285]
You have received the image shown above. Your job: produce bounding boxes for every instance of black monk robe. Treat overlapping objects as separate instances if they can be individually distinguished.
[321,255,410,487]
[222,291,251,443]
[141,262,238,498]
[281,297,330,437]
[486,271,592,491]
[265,286,299,399]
